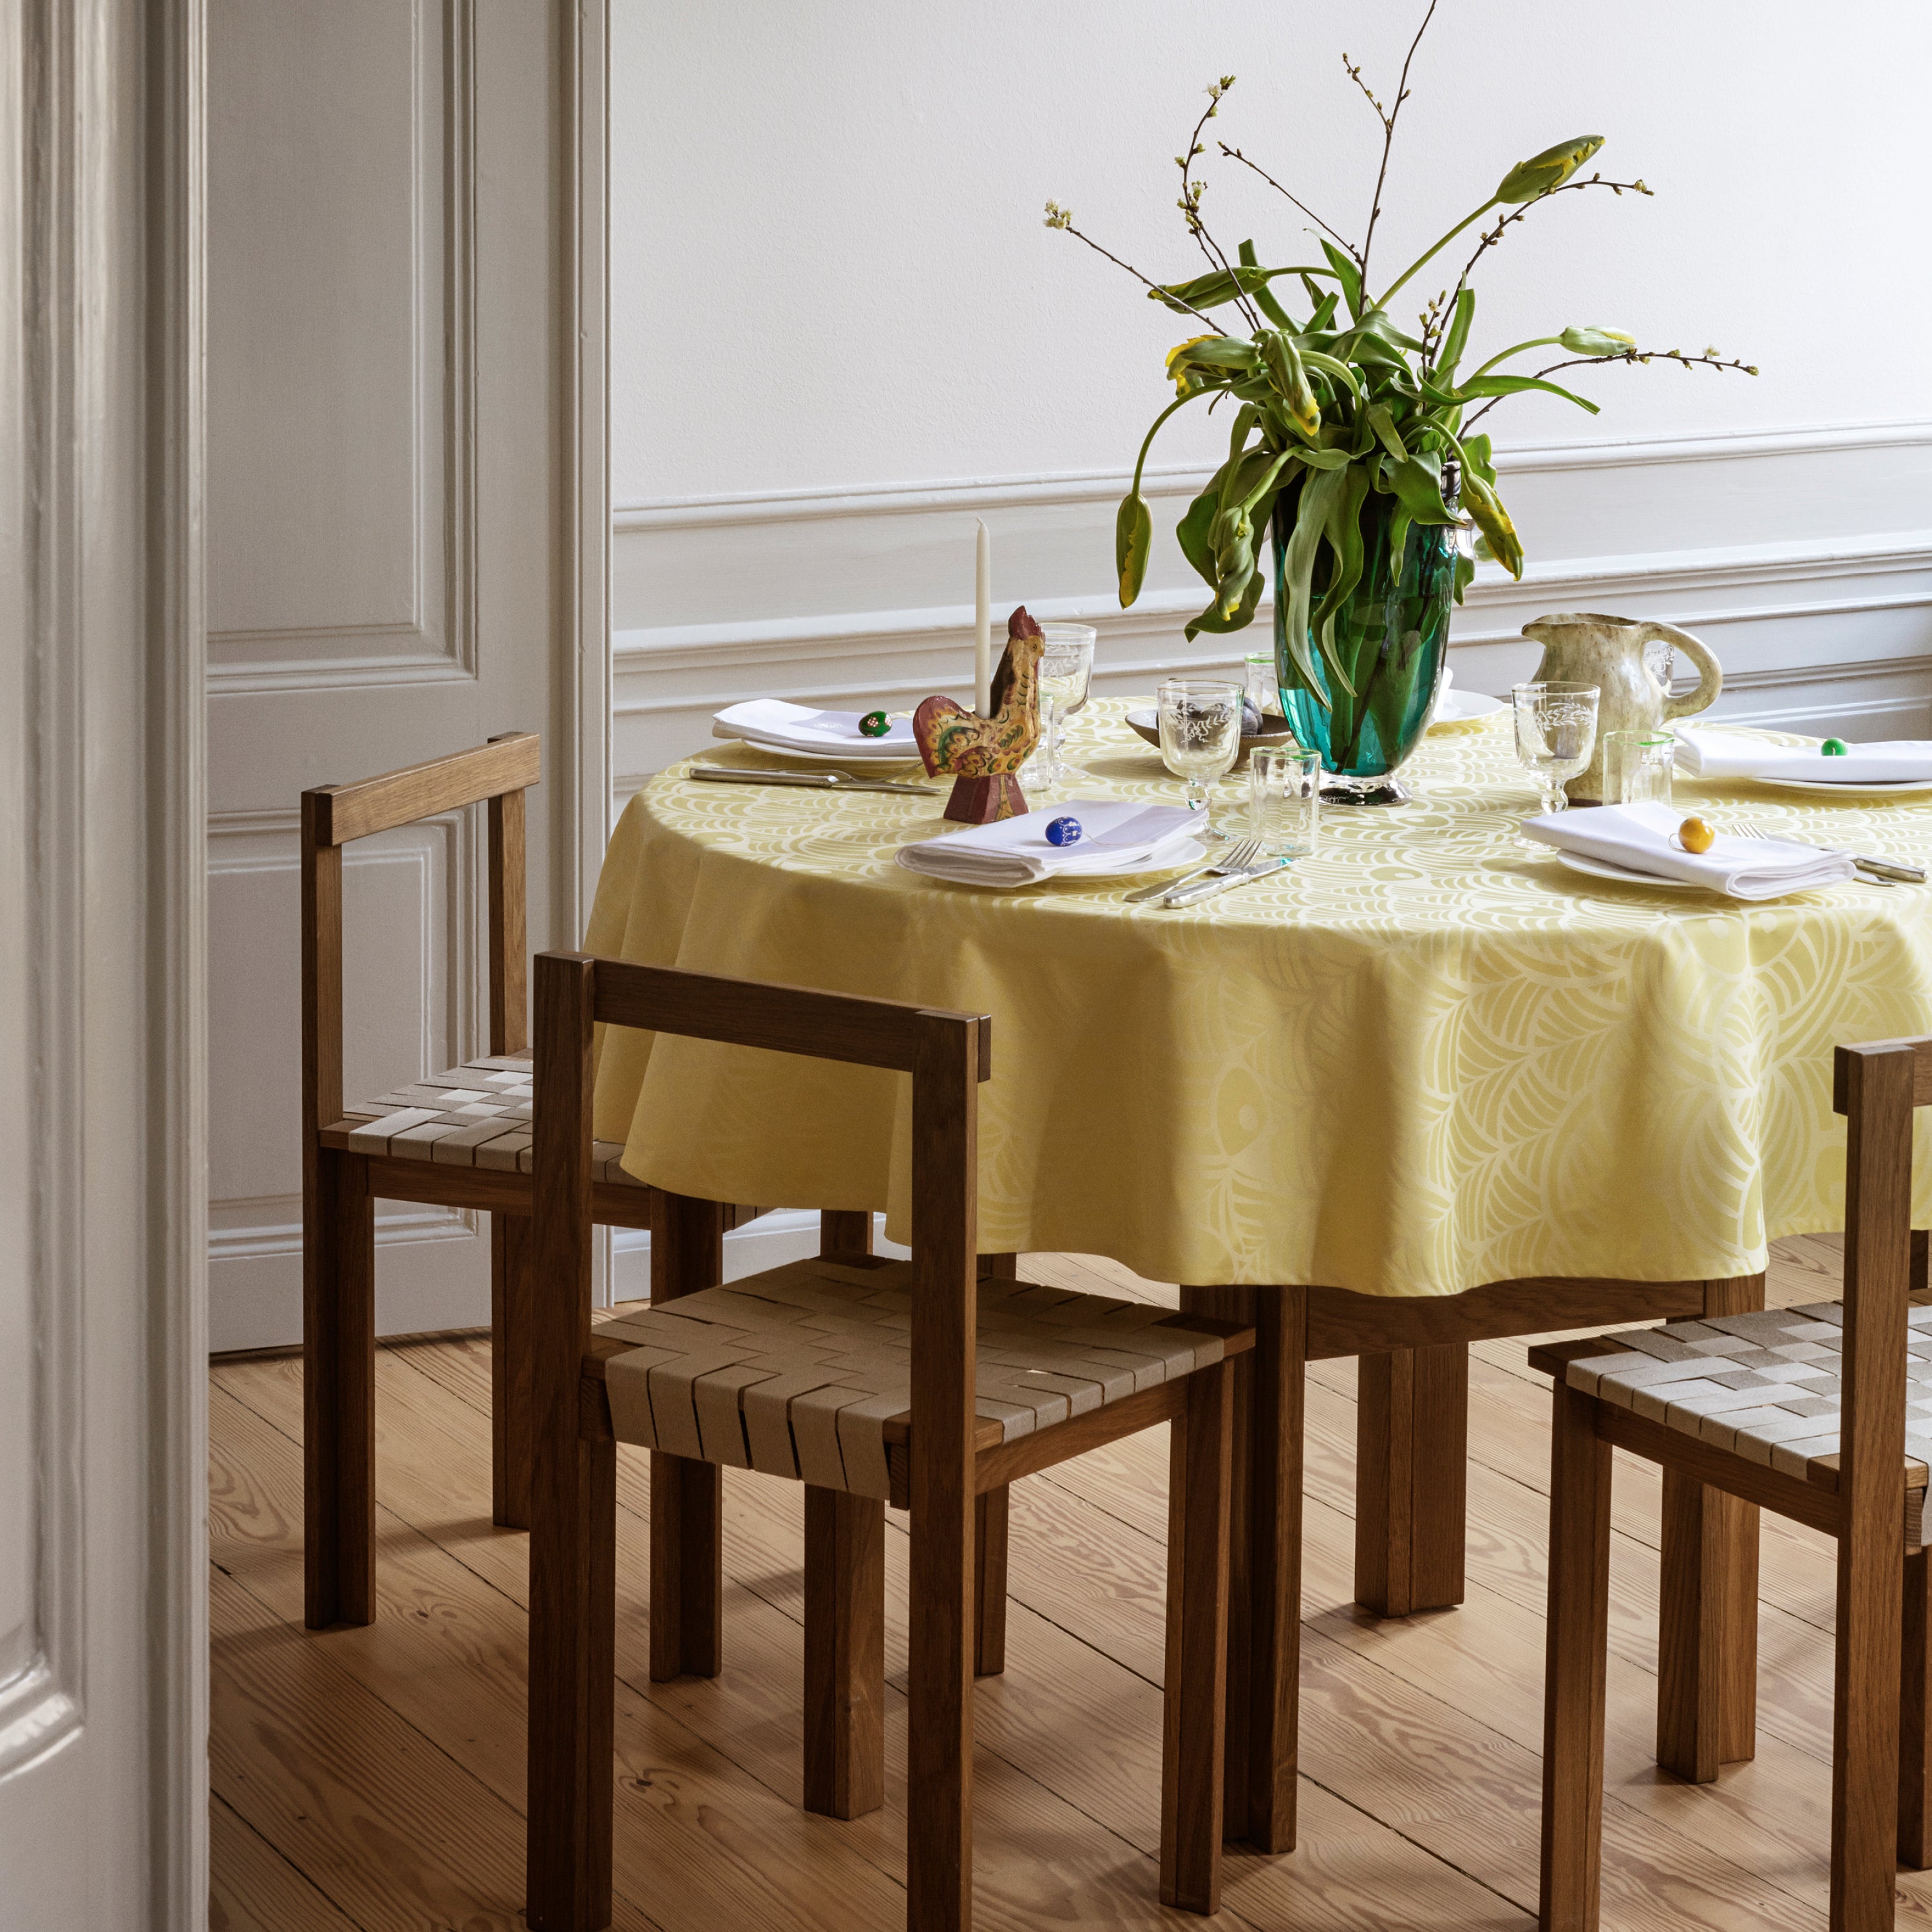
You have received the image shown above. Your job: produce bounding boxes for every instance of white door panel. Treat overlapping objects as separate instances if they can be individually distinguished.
[207,0,604,1348]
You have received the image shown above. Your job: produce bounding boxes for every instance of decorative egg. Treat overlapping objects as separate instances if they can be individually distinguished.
[1045,816,1083,848]
[1821,737,1848,756]
[858,710,891,738]
[1678,815,1715,854]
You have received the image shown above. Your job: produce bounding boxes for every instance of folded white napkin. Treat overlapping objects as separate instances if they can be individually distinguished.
[1674,726,1932,785]
[1522,800,1857,900]
[713,699,919,761]
[896,800,1204,888]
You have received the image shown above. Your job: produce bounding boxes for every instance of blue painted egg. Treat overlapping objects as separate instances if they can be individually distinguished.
[1045,816,1083,848]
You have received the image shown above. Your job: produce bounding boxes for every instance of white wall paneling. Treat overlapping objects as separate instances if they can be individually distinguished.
[611,421,1932,793]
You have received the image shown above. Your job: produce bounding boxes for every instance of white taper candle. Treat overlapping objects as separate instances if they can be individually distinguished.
[974,518,993,714]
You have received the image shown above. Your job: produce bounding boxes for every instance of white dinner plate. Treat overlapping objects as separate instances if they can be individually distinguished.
[1757,776,1932,797]
[1558,852,1699,890]
[1429,688,1506,726]
[710,728,925,768]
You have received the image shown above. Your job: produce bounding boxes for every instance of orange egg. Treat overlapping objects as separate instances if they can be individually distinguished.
[1678,816,1715,855]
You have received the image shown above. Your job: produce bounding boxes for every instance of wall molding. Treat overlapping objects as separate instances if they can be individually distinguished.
[613,418,1932,533]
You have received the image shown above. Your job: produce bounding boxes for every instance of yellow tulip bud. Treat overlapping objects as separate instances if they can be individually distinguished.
[1496,135,1604,204]
[1560,326,1636,355]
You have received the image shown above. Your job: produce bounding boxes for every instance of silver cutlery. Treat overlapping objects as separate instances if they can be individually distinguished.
[1124,837,1263,905]
[1163,857,1294,907]
[1729,820,1922,884]
[690,764,939,797]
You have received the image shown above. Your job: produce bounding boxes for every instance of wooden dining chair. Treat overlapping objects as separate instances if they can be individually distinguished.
[525,949,1253,1932]
[301,736,781,1631]
[1532,1034,1932,1931]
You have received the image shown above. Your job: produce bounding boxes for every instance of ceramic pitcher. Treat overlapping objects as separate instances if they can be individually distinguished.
[1522,612,1721,803]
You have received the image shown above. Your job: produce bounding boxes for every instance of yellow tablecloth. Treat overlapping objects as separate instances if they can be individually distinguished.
[585,701,1932,1296]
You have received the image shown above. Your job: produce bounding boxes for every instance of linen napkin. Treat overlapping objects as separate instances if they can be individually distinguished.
[713,699,919,761]
[896,800,1204,888]
[1674,726,1932,786]
[1522,800,1857,899]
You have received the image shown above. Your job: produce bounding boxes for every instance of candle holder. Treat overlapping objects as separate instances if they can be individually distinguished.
[913,606,1046,824]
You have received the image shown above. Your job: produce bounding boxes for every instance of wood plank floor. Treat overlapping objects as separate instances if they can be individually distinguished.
[209,1236,1932,1930]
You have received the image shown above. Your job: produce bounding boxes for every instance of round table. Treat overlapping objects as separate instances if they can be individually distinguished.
[587,698,1932,1298]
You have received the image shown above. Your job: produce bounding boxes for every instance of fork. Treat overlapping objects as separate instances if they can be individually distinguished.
[1124,835,1264,905]
[1729,820,1914,884]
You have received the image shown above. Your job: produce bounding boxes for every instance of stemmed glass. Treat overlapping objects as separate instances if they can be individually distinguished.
[1157,679,1243,840]
[1023,624,1097,788]
[1513,681,1600,815]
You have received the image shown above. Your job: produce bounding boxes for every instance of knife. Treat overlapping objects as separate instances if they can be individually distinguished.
[1847,853,1927,884]
[690,764,939,797]
[1162,858,1293,907]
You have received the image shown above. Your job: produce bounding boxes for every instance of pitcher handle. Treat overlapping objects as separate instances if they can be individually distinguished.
[1645,621,1723,723]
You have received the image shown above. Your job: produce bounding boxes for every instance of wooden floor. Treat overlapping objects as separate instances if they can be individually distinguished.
[209,1238,1932,1931]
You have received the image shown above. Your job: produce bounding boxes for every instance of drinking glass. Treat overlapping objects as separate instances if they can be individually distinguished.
[1602,728,1674,807]
[1242,651,1281,721]
[1512,681,1600,815]
[1157,679,1243,839]
[1249,746,1320,858]
[1022,623,1097,787]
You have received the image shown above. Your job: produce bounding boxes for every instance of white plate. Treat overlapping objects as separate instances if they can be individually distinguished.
[1558,852,1699,890]
[1429,688,1506,726]
[710,726,925,768]
[1757,776,1932,797]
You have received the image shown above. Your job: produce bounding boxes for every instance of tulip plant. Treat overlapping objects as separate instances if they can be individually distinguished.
[1045,5,1754,694]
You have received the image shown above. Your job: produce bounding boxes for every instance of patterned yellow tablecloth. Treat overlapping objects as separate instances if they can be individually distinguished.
[585,699,1932,1297]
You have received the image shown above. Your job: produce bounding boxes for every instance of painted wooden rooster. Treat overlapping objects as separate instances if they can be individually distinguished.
[913,607,1047,822]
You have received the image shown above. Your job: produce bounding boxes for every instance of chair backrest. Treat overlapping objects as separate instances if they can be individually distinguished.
[1833,1037,1932,1547]
[529,949,992,1487]
[299,732,540,1137]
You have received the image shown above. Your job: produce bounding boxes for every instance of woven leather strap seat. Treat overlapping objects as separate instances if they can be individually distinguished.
[324,1051,641,1186]
[596,1255,1234,1499]
[1562,1299,1932,1497]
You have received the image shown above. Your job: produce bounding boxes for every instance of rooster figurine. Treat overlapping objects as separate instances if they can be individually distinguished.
[914,605,1046,823]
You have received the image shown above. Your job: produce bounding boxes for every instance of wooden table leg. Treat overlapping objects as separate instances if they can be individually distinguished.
[1184,1284,1304,1854]
[491,1210,534,1531]
[649,1191,726,1680]
[1354,1343,1468,1617]
[1656,1272,1765,1775]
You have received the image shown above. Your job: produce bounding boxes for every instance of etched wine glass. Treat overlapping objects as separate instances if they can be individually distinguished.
[1512,681,1600,815]
[1157,679,1243,840]
[1023,624,1097,787]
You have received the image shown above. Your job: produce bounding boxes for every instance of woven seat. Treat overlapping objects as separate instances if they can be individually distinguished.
[595,1255,1233,1499]
[1560,1300,1932,1497]
[326,1051,641,1185]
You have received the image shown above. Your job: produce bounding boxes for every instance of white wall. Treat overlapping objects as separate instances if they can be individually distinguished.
[610,0,1932,788]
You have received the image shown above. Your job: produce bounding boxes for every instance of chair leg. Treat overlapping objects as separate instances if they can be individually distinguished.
[974,1488,1009,1678]
[303,1145,376,1629]
[803,1486,886,1819]
[1655,1470,1736,1783]
[526,1430,617,1932]
[1832,1498,1905,1928]
[491,1211,535,1530]
[1540,1379,1611,1932]
[1901,1546,1931,1868]
[649,1453,722,1680]
[1160,1358,1233,1914]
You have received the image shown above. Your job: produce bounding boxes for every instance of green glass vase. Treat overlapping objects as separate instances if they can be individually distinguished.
[1270,486,1461,804]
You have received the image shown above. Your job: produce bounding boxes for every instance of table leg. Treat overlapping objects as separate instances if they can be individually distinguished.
[1354,1343,1469,1617]
[1183,1284,1304,1854]
[1655,1272,1765,1776]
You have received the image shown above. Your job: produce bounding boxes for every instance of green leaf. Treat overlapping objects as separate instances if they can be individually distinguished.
[1459,430,1497,484]
[1298,350,1364,401]
[1115,491,1153,608]
[1321,239,1365,321]
[1148,263,1322,316]
[1239,240,1294,329]
[1435,288,1475,383]
[1308,464,1370,654]
[1366,403,1408,461]
[1280,464,1352,693]
[1384,453,1458,526]
[1356,307,1426,352]
[1451,372,1601,413]
[1289,445,1353,470]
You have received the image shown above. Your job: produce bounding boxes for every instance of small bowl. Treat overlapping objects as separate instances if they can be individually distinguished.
[1124,707,1298,772]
